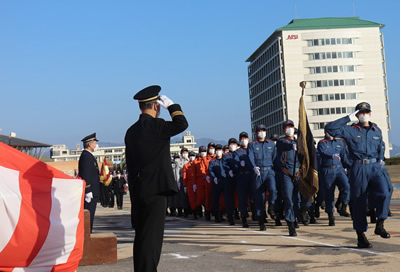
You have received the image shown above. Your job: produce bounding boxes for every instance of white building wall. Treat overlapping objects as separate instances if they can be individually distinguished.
[277,27,390,157]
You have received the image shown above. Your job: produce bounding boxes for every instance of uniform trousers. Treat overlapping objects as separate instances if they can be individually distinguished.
[254,168,277,217]
[186,182,198,210]
[281,173,300,223]
[133,194,167,272]
[84,196,98,233]
[115,192,124,208]
[236,172,254,215]
[321,167,349,213]
[224,177,237,215]
[349,162,389,232]
[212,179,226,214]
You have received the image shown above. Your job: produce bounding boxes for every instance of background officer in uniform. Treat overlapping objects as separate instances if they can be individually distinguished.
[317,130,350,226]
[78,133,100,233]
[325,102,390,248]
[125,85,188,271]
[112,169,127,210]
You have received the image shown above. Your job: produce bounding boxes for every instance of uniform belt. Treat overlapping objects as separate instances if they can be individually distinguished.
[323,165,342,169]
[239,170,251,175]
[354,158,377,165]
[259,167,272,171]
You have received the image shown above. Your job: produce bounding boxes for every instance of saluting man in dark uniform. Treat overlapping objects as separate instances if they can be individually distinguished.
[125,85,188,272]
[325,102,390,248]
[78,133,100,233]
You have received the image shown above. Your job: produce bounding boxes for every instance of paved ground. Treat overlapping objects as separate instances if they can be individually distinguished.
[78,192,400,272]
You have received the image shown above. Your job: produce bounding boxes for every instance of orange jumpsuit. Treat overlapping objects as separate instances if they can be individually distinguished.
[183,160,197,210]
[194,155,213,211]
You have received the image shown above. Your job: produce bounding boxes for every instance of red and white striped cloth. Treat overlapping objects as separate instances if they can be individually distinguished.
[0,142,85,271]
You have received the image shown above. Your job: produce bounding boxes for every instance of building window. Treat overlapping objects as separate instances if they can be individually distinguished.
[311,106,355,116]
[307,37,354,47]
[310,79,357,88]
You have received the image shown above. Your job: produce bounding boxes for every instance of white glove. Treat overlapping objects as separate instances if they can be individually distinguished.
[240,160,245,167]
[348,110,359,121]
[193,184,197,192]
[214,177,218,185]
[332,153,341,161]
[380,160,385,166]
[85,192,93,203]
[229,170,234,178]
[157,95,174,109]
[253,167,261,176]
[293,144,297,151]
[184,187,187,194]
[206,176,211,183]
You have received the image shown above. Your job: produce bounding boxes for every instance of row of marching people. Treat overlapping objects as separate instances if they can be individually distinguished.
[168,120,314,237]
[167,101,393,248]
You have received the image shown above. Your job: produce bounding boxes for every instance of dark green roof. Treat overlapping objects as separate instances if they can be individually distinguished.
[276,17,384,31]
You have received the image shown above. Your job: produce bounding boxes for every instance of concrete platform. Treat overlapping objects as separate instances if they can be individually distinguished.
[78,190,400,272]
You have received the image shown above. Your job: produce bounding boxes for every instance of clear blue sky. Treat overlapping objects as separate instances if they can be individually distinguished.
[1,0,399,149]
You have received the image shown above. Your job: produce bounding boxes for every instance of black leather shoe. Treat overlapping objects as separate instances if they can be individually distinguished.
[328,212,335,226]
[228,214,235,226]
[241,216,249,228]
[375,219,391,238]
[357,231,372,248]
[275,218,282,226]
[287,221,297,236]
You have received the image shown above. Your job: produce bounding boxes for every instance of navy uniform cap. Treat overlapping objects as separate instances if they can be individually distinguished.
[239,131,249,139]
[223,145,229,150]
[215,144,223,150]
[256,124,267,131]
[181,147,189,154]
[199,145,207,152]
[133,85,161,102]
[189,151,196,157]
[208,142,216,148]
[282,120,295,128]
[228,138,238,145]
[173,154,180,159]
[355,102,371,112]
[81,133,99,143]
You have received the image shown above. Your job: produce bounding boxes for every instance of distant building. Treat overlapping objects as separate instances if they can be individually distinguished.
[50,131,198,164]
[246,17,391,157]
[0,132,51,160]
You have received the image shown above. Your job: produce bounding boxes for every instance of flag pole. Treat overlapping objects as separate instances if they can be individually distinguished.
[293,81,306,181]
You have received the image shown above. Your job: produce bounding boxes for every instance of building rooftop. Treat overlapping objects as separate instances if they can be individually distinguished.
[276,16,384,31]
[0,134,51,147]
[246,17,384,62]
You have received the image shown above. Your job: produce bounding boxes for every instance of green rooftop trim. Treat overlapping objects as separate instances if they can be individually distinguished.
[276,17,384,31]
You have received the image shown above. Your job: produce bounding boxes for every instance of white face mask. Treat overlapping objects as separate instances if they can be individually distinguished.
[182,153,189,159]
[190,156,195,161]
[229,145,237,152]
[174,159,180,163]
[117,174,121,178]
[216,150,223,157]
[257,131,267,139]
[358,114,371,124]
[200,152,207,157]
[285,127,295,137]
[241,139,249,146]
[208,148,215,155]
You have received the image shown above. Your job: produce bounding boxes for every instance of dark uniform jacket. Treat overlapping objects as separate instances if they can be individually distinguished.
[124,104,188,198]
[78,149,100,197]
[112,176,127,194]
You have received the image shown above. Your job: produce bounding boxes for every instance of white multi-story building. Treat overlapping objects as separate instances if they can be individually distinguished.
[246,17,391,157]
[50,131,198,163]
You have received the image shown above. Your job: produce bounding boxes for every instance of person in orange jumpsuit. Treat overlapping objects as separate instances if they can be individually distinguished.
[194,145,209,219]
[204,142,216,221]
[183,151,198,219]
